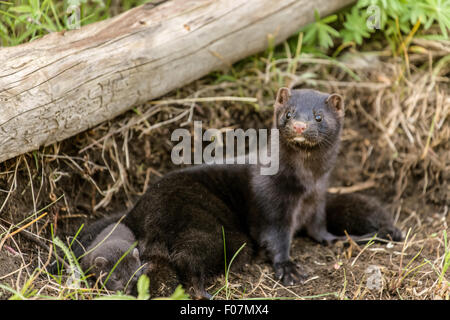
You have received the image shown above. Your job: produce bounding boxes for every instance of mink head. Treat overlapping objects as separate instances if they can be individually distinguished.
[92,245,142,293]
[273,88,344,151]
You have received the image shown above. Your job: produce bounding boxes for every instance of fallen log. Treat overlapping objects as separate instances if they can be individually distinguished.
[0,0,354,163]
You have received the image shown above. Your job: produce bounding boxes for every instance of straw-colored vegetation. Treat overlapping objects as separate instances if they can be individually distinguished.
[0,0,448,299]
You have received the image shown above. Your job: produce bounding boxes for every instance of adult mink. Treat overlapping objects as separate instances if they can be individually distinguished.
[121,88,400,298]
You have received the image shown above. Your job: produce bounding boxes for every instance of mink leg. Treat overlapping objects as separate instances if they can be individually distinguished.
[261,226,308,286]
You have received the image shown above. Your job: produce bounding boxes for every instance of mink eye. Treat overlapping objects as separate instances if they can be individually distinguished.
[286,112,292,120]
[315,114,322,122]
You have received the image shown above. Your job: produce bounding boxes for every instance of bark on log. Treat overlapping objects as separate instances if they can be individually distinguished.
[0,0,354,163]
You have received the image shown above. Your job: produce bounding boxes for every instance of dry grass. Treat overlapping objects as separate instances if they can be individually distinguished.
[0,31,448,299]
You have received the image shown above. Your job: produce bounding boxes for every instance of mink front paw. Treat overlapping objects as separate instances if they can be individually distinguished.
[378,226,403,242]
[274,260,308,286]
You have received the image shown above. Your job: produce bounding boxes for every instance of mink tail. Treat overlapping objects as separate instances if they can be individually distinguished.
[325,192,403,242]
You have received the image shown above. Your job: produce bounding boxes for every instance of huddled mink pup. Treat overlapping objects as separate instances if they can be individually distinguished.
[78,219,143,293]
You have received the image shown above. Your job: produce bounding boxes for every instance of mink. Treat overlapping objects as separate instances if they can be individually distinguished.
[122,88,354,297]
[123,164,254,298]
[326,192,403,241]
[79,222,143,293]
[75,88,401,298]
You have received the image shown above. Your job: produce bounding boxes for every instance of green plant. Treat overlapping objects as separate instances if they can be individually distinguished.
[358,0,450,37]
[408,0,450,38]
[153,284,190,300]
[94,274,150,300]
[440,230,450,285]
[340,6,373,45]
[210,227,247,299]
[425,230,450,286]
[0,0,151,46]
[298,0,449,55]
[301,9,340,50]
[95,275,190,300]
[0,270,39,299]
[48,217,188,300]
[0,0,61,46]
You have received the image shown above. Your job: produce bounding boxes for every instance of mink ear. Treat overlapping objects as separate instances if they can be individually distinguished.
[275,87,291,108]
[94,256,108,269]
[326,93,344,116]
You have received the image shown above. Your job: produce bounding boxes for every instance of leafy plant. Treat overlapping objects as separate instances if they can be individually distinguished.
[407,0,450,38]
[154,284,190,300]
[357,0,405,30]
[300,10,340,50]
[358,0,450,36]
[298,0,449,55]
[340,6,373,45]
[94,274,151,300]
[95,275,190,300]
[0,0,151,46]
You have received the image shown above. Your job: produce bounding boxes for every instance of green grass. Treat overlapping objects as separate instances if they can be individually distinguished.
[210,226,248,299]
[425,230,450,287]
[0,218,188,300]
[440,231,450,286]
[0,0,152,46]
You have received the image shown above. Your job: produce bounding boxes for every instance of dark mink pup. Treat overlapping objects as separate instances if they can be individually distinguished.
[71,212,126,259]
[122,88,350,297]
[326,192,403,241]
[123,164,254,298]
[79,222,143,293]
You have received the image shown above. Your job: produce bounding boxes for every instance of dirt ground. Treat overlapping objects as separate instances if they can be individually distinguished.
[0,39,448,299]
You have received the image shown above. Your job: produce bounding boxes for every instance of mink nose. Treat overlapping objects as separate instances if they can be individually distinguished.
[293,121,307,134]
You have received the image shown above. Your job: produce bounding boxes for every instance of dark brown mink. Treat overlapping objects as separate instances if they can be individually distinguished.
[326,192,403,242]
[73,88,402,299]
[121,88,351,298]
